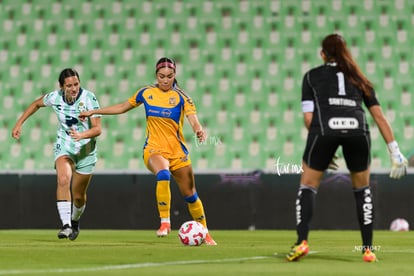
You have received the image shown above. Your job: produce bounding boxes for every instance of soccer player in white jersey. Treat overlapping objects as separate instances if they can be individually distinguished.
[12,68,102,240]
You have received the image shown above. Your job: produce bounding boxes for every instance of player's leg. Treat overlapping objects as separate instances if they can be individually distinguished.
[69,171,92,241]
[171,164,217,245]
[287,135,338,261]
[171,165,202,223]
[286,164,322,261]
[55,155,74,239]
[68,153,98,240]
[351,170,372,248]
[146,153,172,237]
[296,164,323,243]
[350,170,376,262]
[343,135,376,262]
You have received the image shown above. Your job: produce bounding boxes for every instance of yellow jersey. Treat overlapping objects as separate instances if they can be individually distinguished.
[128,84,196,158]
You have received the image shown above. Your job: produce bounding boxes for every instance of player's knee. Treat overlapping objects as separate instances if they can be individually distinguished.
[57,174,71,188]
[184,192,199,203]
[157,169,170,181]
[73,197,86,207]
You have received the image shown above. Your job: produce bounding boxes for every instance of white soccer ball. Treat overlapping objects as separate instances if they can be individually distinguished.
[390,218,410,232]
[178,220,207,246]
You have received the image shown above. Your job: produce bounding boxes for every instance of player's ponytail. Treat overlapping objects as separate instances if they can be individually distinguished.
[322,34,373,97]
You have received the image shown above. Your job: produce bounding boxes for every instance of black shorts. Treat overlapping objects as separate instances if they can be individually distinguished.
[302,133,371,172]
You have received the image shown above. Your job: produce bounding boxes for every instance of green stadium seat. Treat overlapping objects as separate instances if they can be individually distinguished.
[399,87,412,114]
[194,152,210,170]
[213,108,233,138]
[1,0,412,170]
[208,140,231,169]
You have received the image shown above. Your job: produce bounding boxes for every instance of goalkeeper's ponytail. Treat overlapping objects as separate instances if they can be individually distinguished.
[321,34,373,97]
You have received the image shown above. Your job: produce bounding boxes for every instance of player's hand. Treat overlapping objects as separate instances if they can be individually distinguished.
[69,128,83,142]
[387,141,408,179]
[389,152,408,179]
[196,129,207,143]
[11,125,22,139]
[79,111,92,121]
[328,154,339,170]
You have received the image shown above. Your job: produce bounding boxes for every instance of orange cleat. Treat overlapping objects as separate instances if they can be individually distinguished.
[363,248,377,262]
[204,232,217,245]
[286,240,309,262]
[156,222,171,237]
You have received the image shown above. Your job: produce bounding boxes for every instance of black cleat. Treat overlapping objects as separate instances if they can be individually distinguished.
[69,220,80,241]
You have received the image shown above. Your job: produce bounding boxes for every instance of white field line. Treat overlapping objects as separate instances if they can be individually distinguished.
[0,256,271,275]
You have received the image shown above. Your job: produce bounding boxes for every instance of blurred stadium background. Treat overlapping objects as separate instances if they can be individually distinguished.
[1,0,413,172]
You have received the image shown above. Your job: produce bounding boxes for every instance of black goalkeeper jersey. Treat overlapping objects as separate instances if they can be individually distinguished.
[301,63,380,136]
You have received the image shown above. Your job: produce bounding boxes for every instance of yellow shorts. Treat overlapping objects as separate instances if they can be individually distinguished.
[143,147,192,172]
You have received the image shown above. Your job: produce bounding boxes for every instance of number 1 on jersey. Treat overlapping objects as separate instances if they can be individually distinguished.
[336,72,346,96]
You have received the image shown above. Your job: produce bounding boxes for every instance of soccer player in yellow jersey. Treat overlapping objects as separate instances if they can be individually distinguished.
[79,57,216,245]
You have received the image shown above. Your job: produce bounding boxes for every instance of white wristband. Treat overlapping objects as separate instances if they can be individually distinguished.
[387,141,400,154]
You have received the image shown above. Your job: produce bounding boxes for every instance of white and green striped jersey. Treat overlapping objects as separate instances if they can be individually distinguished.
[43,88,101,156]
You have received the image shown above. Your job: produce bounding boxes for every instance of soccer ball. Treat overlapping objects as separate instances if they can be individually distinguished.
[178,220,206,246]
[390,218,410,232]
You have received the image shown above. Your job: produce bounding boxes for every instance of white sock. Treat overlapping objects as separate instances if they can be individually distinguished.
[57,201,72,226]
[72,204,86,221]
[161,217,170,224]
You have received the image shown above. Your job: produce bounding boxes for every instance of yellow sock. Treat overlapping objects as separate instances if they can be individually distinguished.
[188,198,207,228]
[156,180,171,219]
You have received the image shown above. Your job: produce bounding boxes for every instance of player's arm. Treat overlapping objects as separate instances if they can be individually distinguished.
[187,113,206,143]
[303,112,312,130]
[368,104,407,179]
[368,105,394,143]
[12,96,45,139]
[301,100,314,130]
[301,71,314,130]
[79,100,134,119]
[69,116,102,141]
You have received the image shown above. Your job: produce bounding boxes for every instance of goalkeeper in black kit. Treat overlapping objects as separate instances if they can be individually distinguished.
[286,34,408,263]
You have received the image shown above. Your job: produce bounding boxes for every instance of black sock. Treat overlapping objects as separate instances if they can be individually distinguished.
[353,186,374,251]
[296,186,316,244]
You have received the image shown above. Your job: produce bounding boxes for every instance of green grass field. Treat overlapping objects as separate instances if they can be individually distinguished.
[0,229,412,275]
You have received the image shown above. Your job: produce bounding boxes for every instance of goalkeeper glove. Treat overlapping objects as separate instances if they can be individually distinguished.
[387,141,408,179]
[328,154,339,170]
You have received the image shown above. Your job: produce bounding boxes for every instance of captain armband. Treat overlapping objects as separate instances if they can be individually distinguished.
[302,100,314,113]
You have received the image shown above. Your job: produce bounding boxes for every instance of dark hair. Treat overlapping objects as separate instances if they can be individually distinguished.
[155,57,176,73]
[58,68,80,86]
[322,34,373,96]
